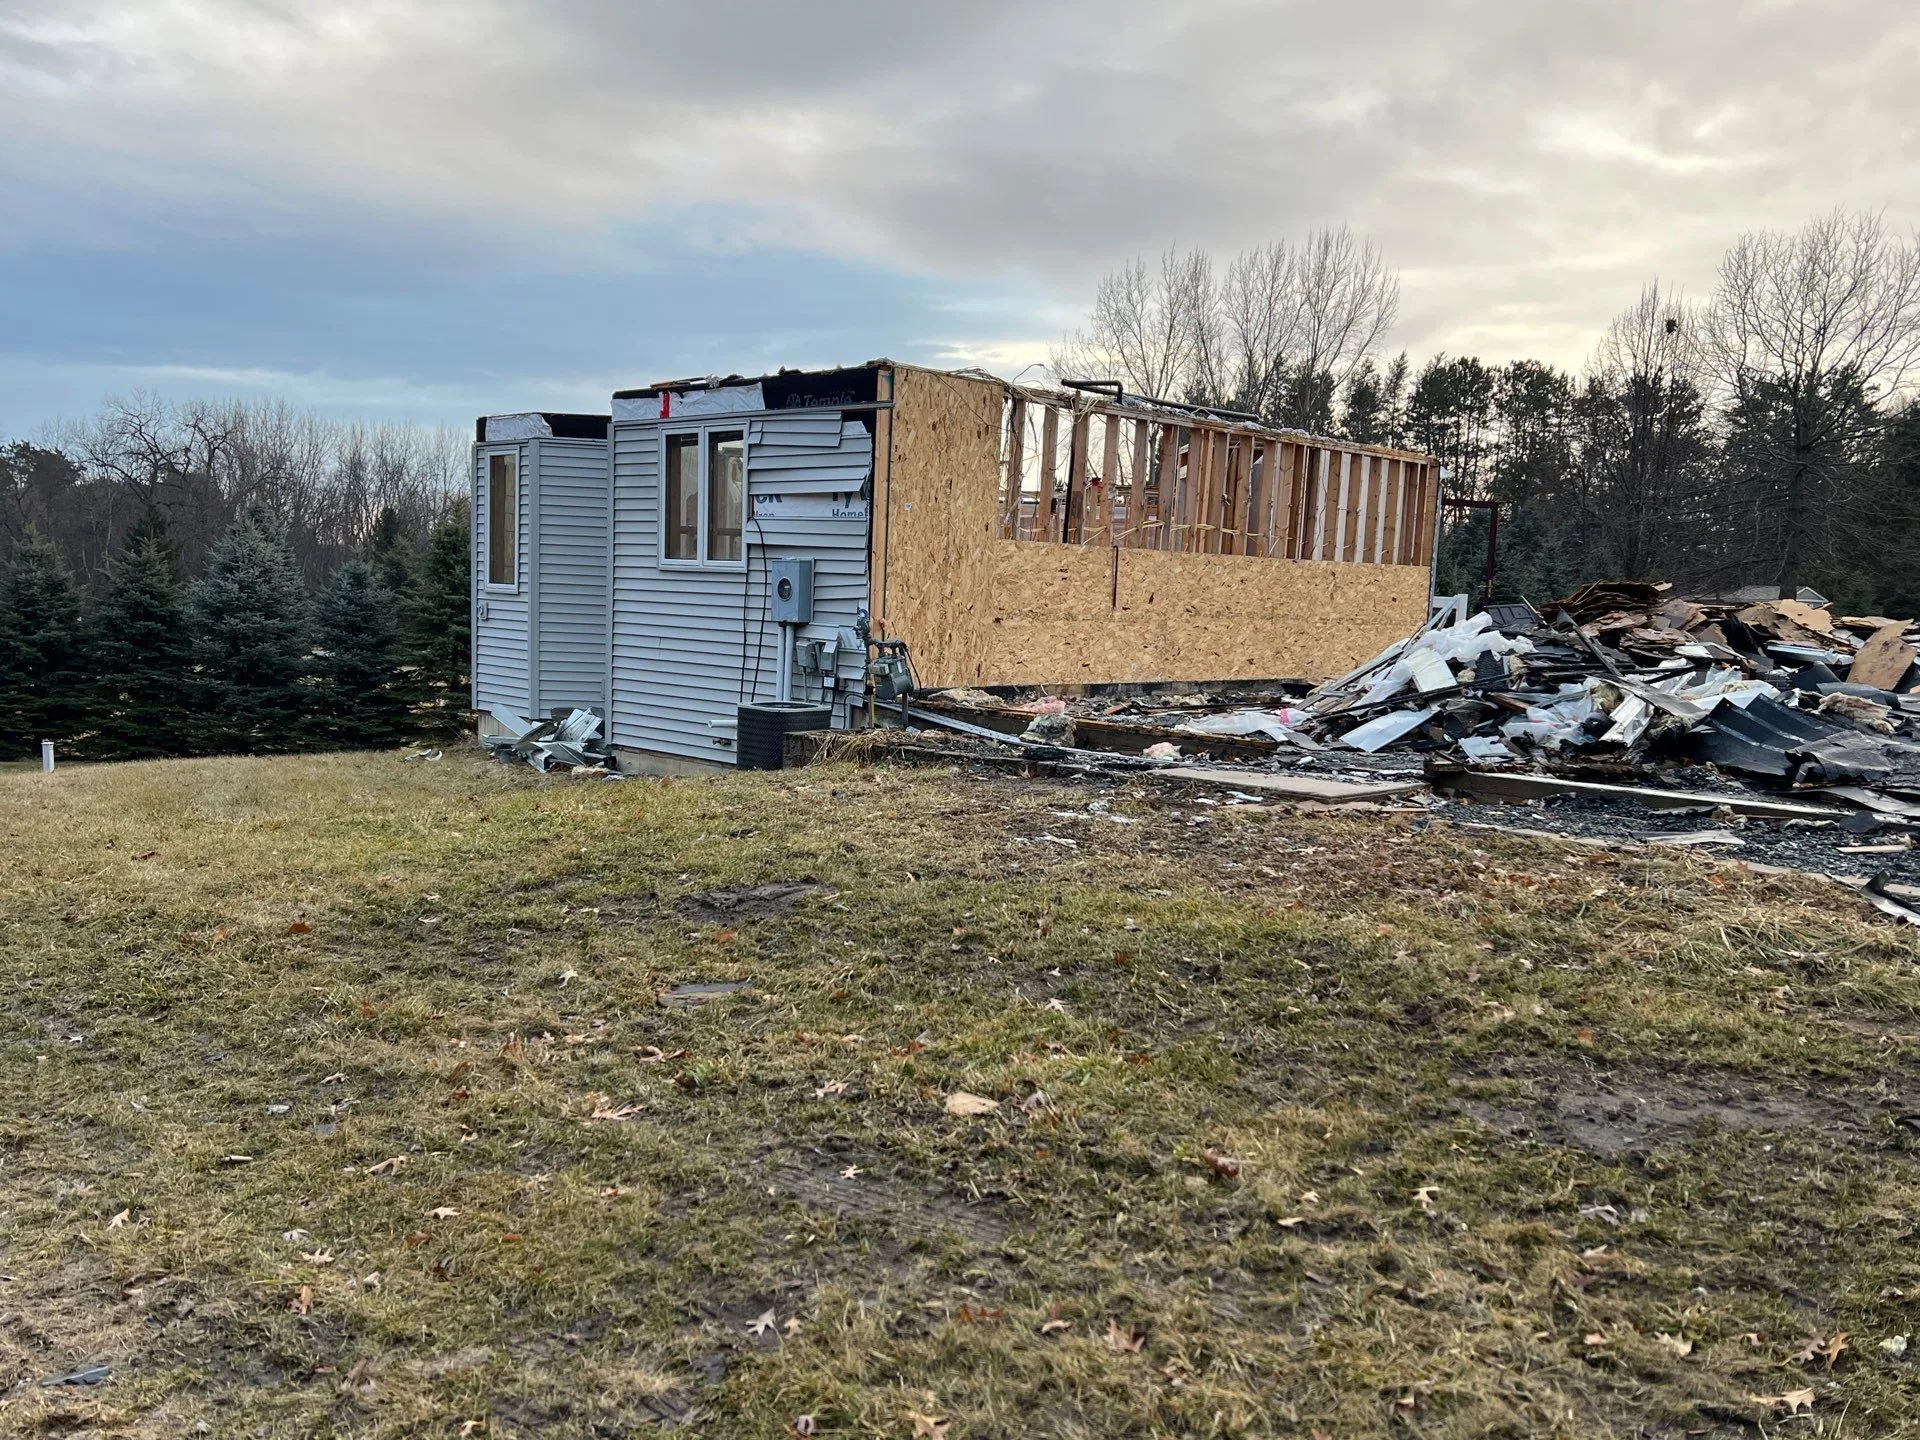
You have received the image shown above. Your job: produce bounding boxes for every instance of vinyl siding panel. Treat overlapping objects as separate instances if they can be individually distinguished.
[610,413,872,765]
[472,443,531,713]
[532,438,610,712]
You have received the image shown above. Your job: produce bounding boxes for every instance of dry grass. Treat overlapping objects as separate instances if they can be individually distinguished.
[2,747,1918,1438]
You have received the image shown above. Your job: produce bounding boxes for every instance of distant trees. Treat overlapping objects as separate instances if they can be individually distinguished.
[0,538,88,755]
[1057,211,1920,610]
[1052,226,1400,431]
[1704,210,1920,597]
[90,518,198,760]
[0,480,470,762]
[192,509,312,754]
[0,393,471,761]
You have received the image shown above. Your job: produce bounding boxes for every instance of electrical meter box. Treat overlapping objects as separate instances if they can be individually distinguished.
[769,557,814,624]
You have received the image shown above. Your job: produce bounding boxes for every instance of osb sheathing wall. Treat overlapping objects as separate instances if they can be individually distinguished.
[873,365,1435,688]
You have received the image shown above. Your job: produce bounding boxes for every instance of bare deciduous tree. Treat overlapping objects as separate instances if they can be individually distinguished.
[1052,227,1398,432]
[1705,209,1920,592]
[9,395,464,586]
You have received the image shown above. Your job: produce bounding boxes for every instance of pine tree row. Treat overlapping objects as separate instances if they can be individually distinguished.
[0,501,471,761]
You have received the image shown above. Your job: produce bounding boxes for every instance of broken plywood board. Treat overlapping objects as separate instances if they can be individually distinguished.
[1849,624,1916,691]
[1154,766,1424,803]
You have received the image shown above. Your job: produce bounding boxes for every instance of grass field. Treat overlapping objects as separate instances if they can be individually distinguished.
[3,746,1918,1438]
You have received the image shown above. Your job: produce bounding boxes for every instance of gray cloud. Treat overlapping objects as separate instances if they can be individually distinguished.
[2,0,1916,373]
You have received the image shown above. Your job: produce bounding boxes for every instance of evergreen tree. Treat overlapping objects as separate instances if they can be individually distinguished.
[90,520,199,760]
[0,537,91,757]
[191,508,309,753]
[414,497,471,724]
[308,559,412,749]
[366,505,418,607]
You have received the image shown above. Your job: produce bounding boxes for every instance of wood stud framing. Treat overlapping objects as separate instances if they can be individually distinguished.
[994,388,1438,565]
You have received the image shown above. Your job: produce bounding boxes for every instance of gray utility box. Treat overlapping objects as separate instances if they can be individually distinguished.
[769,557,814,624]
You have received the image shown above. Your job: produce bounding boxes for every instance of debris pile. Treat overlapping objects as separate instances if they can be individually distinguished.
[895,582,1920,902]
[482,706,620,776]
[1293,582,1920,789]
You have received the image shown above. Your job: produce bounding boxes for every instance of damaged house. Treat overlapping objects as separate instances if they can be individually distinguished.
[472,362,1443,771]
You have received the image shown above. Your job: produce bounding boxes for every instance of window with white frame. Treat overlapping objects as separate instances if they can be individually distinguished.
[485,451,518,587]
[661,427,745,566]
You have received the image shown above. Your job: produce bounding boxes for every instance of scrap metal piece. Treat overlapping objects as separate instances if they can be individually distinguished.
[1862,873,1920,928]
[1425,761,1847,820]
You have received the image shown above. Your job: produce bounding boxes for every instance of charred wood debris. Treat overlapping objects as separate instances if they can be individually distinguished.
[895,582,1920,922]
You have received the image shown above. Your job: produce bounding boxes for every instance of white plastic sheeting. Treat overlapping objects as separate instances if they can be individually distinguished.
[483,413,553,441]
[1357,613,1534,706]
[611,383,767,423]
[1176,708,1316,746]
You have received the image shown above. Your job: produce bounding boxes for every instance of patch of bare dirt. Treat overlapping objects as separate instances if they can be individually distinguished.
[676,881,830,924]
[1460,1067,1877,1157]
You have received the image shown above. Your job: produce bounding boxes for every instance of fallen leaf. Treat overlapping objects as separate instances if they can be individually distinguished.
[840,1165,864,1179]
[1276,1215,1306,1228]
[321,1072,347,1085]
[430,1206,460,1220]
[634,1046,690,1064]
[289,1284,312,1315]
[1654,1332,1693,1358]
[1751,1389,1815,1415]
[286,920,313,935]
[134,850,157,861]
[906,1411,950,1439]
[747,1308,778,1338]
[944,1091,998,1117]
[1201,1149,1241,1179]
[1021,1089,1051,1114]
[403,1230,432,1248]
[812,1079,850,1100]
[783,1315,804,1336]
[1105,1321,1147,1354]
[585,1095,644,1123]
[599,1186,626,1200]
[107,1209,130,1229]
[1820,1332,1849,1368]
[303,1248,335,1265]
[460,1422,487,1437]
[1298,1190,1320,1205]
[1039,1318,1072,1335]
[360,1271,382,1290]
[1413,1184,1440,1214]
[365,1156,408,1176]
[1584,1333,1606,1347]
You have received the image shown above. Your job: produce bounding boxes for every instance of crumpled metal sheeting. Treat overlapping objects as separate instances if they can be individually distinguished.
[483,706,616,774]
[1691,695,1920,788]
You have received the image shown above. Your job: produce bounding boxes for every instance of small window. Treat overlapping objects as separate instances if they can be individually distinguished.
[487,452,517,586]
[665,434,700,560]
[707,430,744,562]
[661,427,748,567]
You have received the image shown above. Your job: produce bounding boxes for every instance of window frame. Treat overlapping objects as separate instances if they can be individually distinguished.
[483,449,521,592]
[658,423,749,570]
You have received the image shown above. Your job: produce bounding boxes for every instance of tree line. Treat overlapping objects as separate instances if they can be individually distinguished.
[1057,211,1920,617]
[0,397,472,761]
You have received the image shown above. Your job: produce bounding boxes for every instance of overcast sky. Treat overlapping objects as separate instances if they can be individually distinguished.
[2,0,1915,435]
